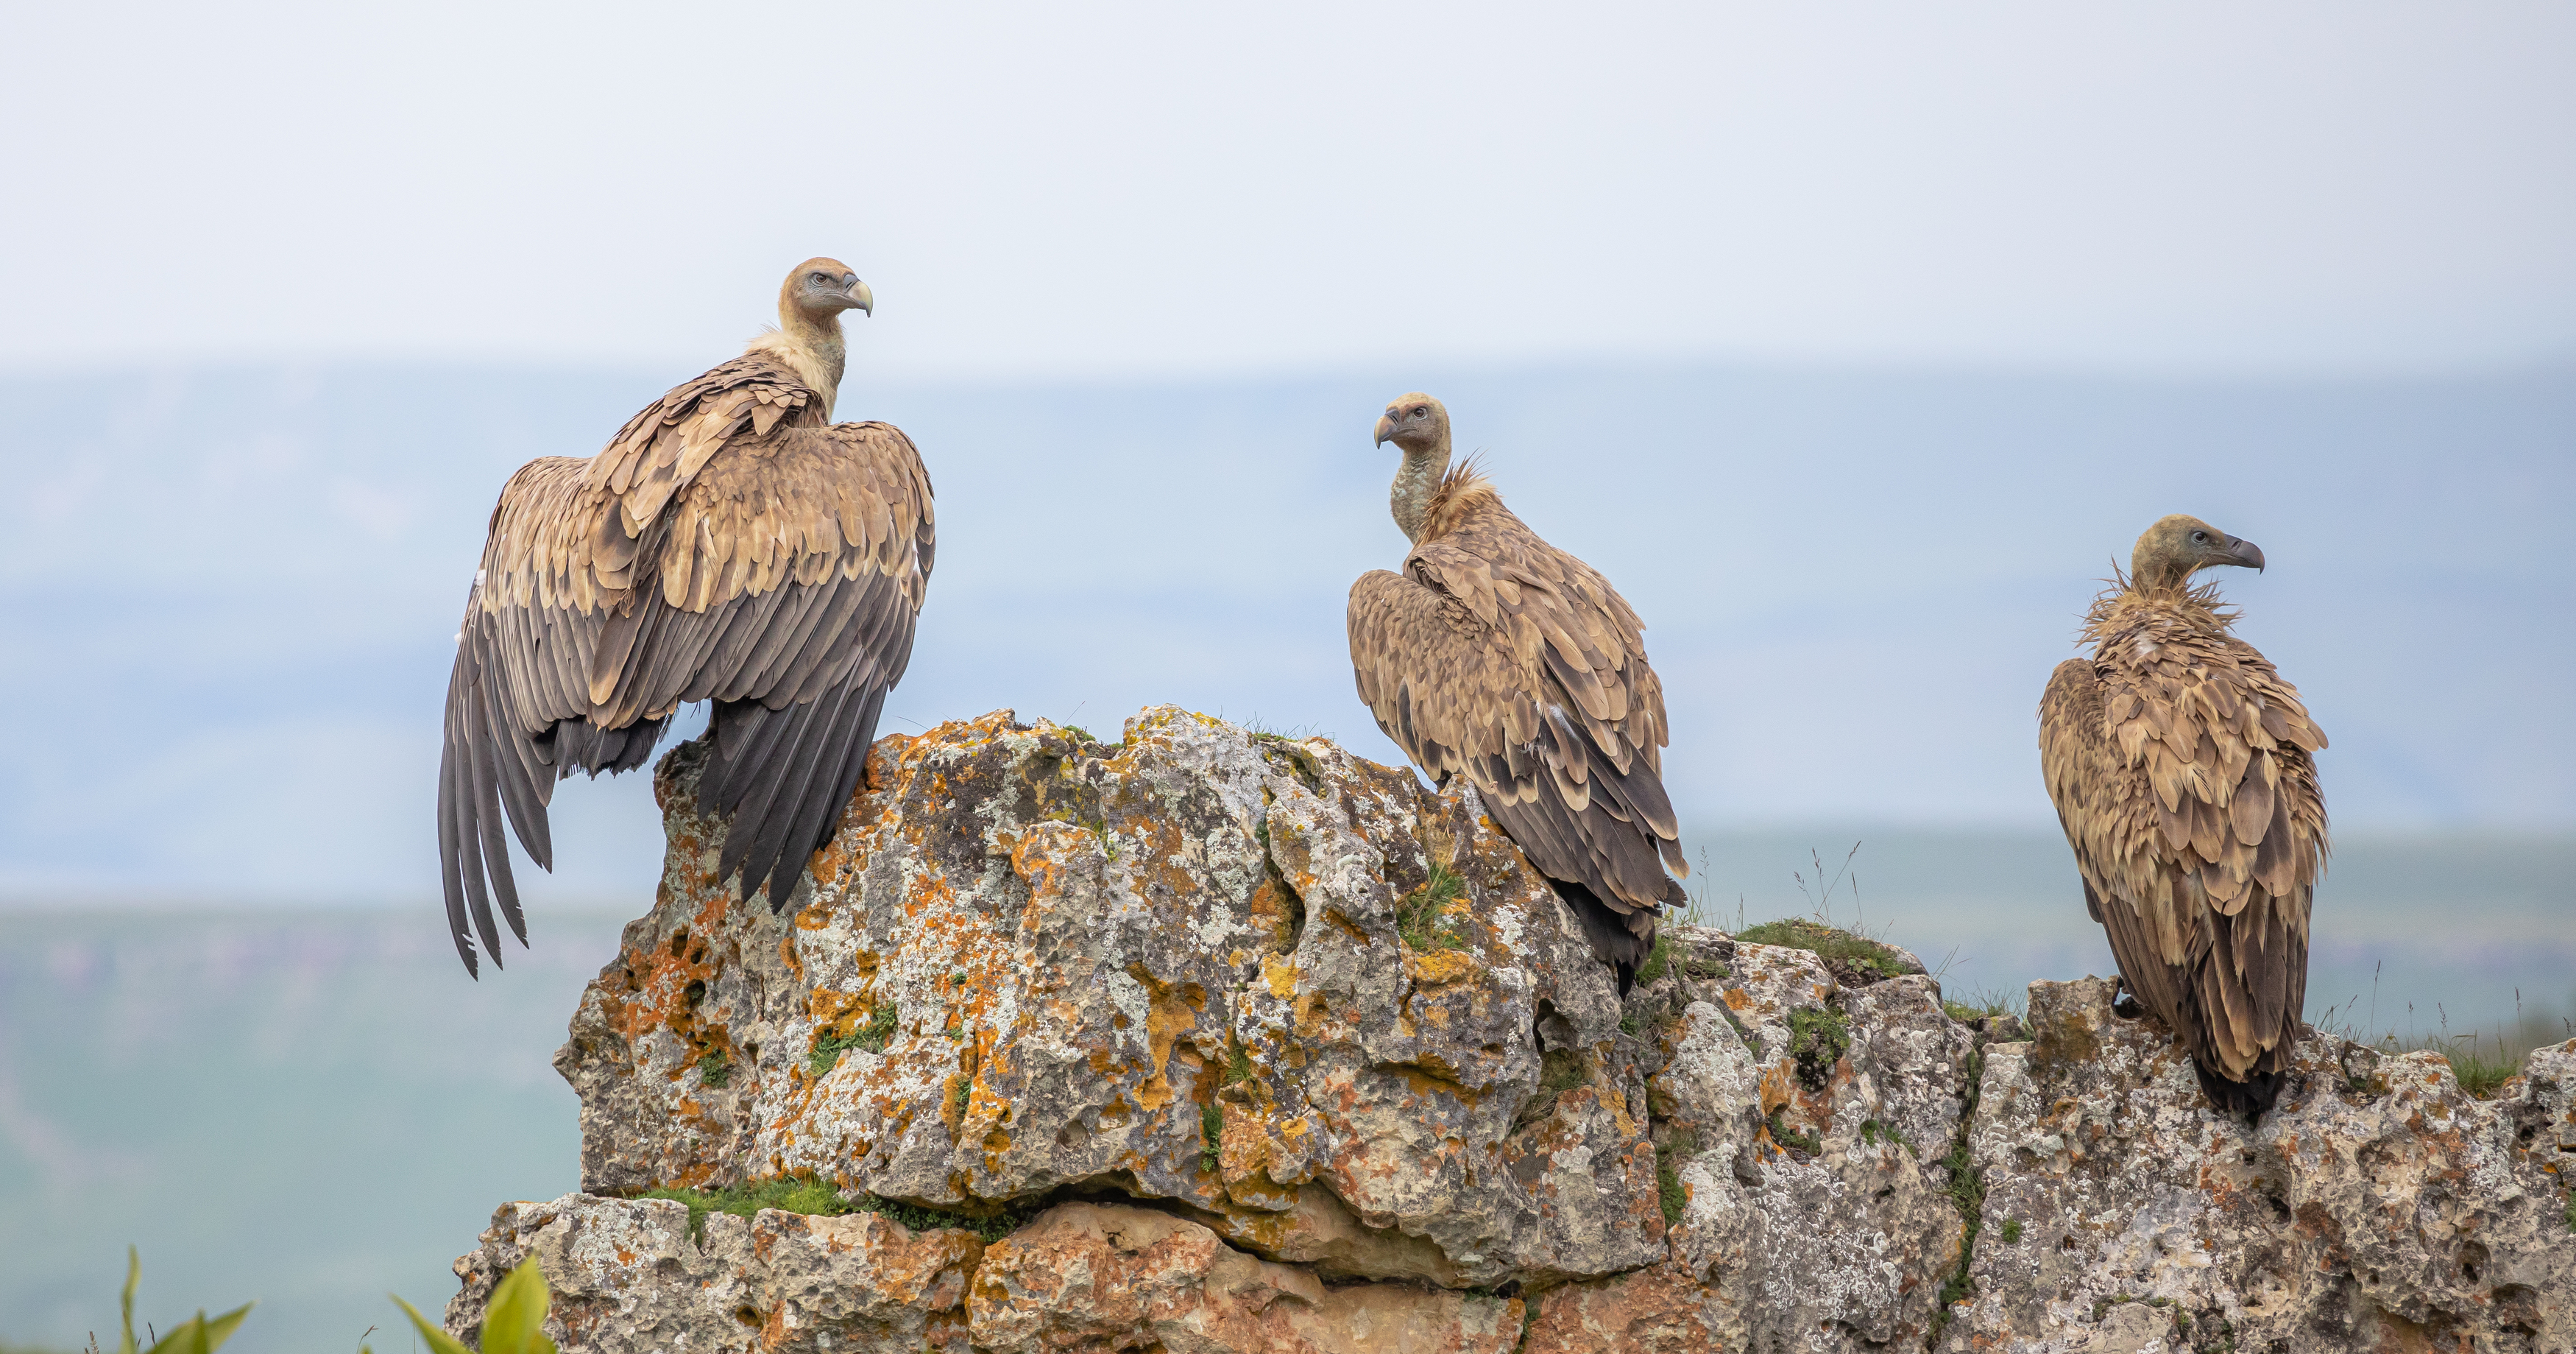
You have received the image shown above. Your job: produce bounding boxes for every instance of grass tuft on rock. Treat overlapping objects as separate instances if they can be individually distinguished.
[1653,1129,1699,1227]
[1395,863,1469,952]
[1201,1103,1225,1174]
[1634,932,1676,987]
[1786,1005,1852,1091]
[1538,1048,1588,1096]
[810,1005,899,1074]
[1763,1109,1821,1156]
[1942,987,2025,1025]
[637,1175,1037,1245]
[1734,917,1912,985]
[696,1047,732,1088]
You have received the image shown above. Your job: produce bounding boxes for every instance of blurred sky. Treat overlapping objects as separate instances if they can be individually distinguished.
[2,1,2571,378]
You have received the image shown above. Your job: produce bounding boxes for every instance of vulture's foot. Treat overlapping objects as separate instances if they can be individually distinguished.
[2109,975,2147,1020]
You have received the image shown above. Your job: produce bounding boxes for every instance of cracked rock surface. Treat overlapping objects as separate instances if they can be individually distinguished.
[1939,979,2576,1354]
[446,710,2576,1353]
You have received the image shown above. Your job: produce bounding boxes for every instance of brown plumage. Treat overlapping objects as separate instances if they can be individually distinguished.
[438,258,933,975]
[2039,515,2327,1115]
[1346,394,1687,990]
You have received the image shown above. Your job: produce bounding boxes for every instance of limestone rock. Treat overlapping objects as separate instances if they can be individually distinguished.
[1939,978,2576,1353]
[1532,937,1975,1353]
[444,708,2576,1354]
[443,1195,1521,1354]
[445,1193,982,1353]
[969,1201,1521,1354]
[553,708,1659,1289]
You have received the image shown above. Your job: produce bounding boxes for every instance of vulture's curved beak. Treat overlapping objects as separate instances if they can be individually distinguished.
[1373,414,1397,446]
[844,275,873,317]
[2226,537,2265,573]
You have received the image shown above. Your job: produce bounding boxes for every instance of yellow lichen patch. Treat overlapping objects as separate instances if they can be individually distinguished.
[1758,1062,1797,1118]
[802,797,882,889]
[1404,950,1478,987]
[1322,908,1373,947]
[1124,962,1208,1112]
[1263,953,1301,999]
[1007,821,1093,908]
[1292,990,1333,1038]
[903,867,960,920]
[1246,879,1300,953]
[1390,1060,1485,1107]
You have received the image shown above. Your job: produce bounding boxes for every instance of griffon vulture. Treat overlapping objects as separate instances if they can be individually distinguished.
[437,258,933,975]
[2039,515,2327,1115]
[1346,394,1687,990]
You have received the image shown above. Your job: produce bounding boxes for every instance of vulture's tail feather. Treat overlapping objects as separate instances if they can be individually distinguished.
[552,716,673,780]
[737,672,864,911]
[768,685,884,915]
[1551,878,1655,996]
[701,667,894,915]
[707,701,799,883]
[2193,1059,2287,1120]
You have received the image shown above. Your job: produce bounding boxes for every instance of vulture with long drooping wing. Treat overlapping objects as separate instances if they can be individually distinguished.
[1346,394,1687,990]
[2039,515,2327,1116]
[437,257,934,975]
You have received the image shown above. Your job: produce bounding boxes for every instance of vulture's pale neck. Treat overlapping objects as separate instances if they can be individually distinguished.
[765,311,848,419]
[2129,560,2197,596]
[1389,441,1451,543]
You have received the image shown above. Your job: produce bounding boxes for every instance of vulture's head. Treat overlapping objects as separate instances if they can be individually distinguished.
[2131,514,2265,590]
[1374,393,1450,455]
[779,257,873,324]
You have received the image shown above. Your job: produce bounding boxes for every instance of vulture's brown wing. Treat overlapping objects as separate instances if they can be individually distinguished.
[584,353,826,571]
[1347,516,1685,952]
[2039,629,2326,1110]
[440,415,932,975]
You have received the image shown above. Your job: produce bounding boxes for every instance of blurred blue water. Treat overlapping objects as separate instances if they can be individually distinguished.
[1,827,2566,1350]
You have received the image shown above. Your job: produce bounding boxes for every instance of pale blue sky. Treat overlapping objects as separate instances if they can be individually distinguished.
[2,1,2570,378]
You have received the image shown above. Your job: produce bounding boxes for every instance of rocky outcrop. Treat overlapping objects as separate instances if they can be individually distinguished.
[446,708,2576,1353]
[1940,979,2576,1354]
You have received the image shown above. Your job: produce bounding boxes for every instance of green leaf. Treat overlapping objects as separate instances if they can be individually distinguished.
[389,1295,477,1354]
[138,1302,252,1354]
[120,1247,142,1354]
[197,1302,252,1351]
[480,1258,557,1354]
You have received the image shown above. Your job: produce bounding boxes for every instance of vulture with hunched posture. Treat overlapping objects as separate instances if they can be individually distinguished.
[437,258,933,975]
[1346,394,1688,990]
[2039,515,2327,1117]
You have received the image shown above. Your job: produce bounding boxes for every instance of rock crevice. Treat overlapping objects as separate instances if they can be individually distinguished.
[448,709,2576,1353]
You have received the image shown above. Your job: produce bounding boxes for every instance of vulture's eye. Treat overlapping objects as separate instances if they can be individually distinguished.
[2192,531,2209,543]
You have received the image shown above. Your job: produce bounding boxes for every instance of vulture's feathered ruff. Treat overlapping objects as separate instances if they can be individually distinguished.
[1348,395,1687,991]
[2039,515,2326,1116]
[438,258,933,975]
